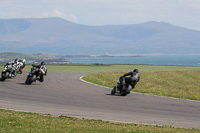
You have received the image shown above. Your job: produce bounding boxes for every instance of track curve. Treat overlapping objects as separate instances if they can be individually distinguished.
[0,72,200,129]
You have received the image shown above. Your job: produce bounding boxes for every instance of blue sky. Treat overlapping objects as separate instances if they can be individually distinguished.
[1,0,200,30]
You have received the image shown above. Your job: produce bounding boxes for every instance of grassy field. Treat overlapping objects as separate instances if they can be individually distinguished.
[1,63,200,132]
[83,71,200,100]
[0,109,199,133]
[1,63,199,73]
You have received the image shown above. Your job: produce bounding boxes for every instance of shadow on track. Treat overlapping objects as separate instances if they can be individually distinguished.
[105,94,124,96]
[16,83,40,86]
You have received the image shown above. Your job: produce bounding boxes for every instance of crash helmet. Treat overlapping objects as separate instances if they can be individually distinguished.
[41,62,45,65]
[14,58,19,63]
[133,69,138,73]
[19,58,26,63]
[22,58,26,63]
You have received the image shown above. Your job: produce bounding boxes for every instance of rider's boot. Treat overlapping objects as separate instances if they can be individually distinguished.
[11,73,15,77]
[8,73,11,78]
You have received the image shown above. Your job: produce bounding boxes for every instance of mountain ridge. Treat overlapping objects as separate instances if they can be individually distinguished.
[0,17,200,54]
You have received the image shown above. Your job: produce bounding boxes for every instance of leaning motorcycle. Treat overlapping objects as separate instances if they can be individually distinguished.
[25,64,47,85]
[111,76,134,96]
[1,63,17,81]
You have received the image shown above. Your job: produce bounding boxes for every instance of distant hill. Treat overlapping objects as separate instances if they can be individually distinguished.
[0,17,200,54]
[0,52,59,62]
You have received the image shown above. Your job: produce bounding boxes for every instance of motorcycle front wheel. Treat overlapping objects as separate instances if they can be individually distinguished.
[25,75,36,85]
[111,86,116,95]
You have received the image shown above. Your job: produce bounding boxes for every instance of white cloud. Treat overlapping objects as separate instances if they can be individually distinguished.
[68,14,79,23]
[42,9,66,18]
[41,9,79,23]
[52,9,66,18]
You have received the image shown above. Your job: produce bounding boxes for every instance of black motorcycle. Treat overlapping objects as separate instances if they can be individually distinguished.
[25,64,47,85]
[111,76,135,96]
[1,63,18,81]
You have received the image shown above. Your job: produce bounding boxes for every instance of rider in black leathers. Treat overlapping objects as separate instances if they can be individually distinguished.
[31,62,47,82]
[123,69,140,88]
[116,69,140,92]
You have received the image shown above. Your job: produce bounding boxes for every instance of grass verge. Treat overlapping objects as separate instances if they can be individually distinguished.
[1,63,199,73]
[0,109,199,133]
[83,71,200,100]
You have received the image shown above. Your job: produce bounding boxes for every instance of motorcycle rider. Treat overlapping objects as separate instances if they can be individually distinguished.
[116,69,140,92]
[123,69,140,86]
[18,58,26,74]
[8,58,26,74]
[5,59,19,77]
[32,62,47,82]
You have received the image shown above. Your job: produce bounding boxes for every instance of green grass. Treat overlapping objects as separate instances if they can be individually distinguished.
[1,63,199,73]
[41,64,200,73]
[83,71,200,101]
[0,109,199,133]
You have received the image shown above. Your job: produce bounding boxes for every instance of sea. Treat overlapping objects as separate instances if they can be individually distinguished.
[66,55,200,67]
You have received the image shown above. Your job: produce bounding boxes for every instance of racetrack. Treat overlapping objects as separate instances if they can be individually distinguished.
[0,72,200,129]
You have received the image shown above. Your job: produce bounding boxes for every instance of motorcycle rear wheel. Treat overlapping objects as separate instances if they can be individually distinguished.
[121,85,132,96]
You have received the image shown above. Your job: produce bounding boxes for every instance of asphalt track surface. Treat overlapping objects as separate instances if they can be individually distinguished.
[0,72,200,129]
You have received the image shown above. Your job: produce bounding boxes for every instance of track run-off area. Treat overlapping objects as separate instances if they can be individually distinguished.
[0,72,200,129]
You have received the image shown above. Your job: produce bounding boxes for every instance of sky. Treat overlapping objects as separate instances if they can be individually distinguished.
[1,0,200,31]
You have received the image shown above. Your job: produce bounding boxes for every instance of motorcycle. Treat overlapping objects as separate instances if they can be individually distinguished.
[111,76,135,96]
[1,63,18,81]
[25,64,47,85]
